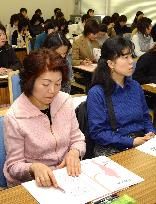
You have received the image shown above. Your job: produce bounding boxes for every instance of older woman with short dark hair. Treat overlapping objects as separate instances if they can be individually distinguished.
[3,48,85,187]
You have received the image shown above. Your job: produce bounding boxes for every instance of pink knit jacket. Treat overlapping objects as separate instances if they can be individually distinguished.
[3,92,86,186]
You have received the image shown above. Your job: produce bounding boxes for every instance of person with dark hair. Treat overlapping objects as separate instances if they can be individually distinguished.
[102,16,116,37]
[87,9,94,17]
[111,13,120,25]
[114,15,131,36]
[42,32,72,93]
[57,17,68,35]
[76,14,90,35]
[0,23,21,72]
[87,36,155,157]
[12,18,31,47]
[97,23,109,47]
[131,11,144,32]
[34,20,57,49]
[133,45,156,127]
[6,14,20,44]
[35,8,42,16]
[51,8,61,20]
[72,18,100,66]
[18,8,29,22]
[132,17,154,57]
[3,48,85,187]
[30,14,44,37]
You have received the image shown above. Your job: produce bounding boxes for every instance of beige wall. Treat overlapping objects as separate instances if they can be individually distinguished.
[0,0,74,25]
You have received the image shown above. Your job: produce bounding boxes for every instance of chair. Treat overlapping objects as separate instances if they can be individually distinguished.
[8,70,21,104]
[0,115,7,188]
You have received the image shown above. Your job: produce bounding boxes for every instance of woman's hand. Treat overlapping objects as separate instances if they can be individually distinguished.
[30,163,58,187]
[81,58,92,66]
[57,149,81,177]
[133,132,155,147]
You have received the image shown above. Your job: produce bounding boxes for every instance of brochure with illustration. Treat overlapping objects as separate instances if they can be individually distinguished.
[22,156,144,204]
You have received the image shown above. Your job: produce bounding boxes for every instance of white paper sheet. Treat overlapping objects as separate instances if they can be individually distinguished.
[146,83,156,88]
[136,137,156,157]
[22,156,144,204]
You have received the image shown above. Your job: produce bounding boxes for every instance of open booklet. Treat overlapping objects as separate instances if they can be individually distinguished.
[22,156,143,204]
[136,136,156,157]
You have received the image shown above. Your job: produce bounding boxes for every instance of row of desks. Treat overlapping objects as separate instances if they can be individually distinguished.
[0,148,155,204]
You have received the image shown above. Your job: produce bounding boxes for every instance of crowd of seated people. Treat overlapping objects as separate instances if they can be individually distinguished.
[0,6,156,190]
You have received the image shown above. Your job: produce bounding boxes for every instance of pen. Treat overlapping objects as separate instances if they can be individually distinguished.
[56,185,66,193]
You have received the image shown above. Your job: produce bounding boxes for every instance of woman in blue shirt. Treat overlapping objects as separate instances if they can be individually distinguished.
[87,36,155,156]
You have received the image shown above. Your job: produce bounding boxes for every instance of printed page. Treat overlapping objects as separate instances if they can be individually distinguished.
[136,137,156,157]
[22,155,144,204]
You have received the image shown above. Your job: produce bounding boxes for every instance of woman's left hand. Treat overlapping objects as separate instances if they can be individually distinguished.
[57,149,81,177]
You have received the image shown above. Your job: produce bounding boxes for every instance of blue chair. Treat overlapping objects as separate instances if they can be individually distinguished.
[8,70,21,104]
[0,116,7,187]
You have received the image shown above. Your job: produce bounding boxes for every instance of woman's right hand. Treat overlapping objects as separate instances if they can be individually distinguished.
[133,133,154,147]
[30,163,58,187]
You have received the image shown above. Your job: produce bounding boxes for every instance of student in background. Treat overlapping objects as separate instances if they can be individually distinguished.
[72,18,99,66]
[87,9,94,17]
[3,49,85,187]
[87,36,155,157]
[6,14,20,45]
[131,11,144,32]
[29,14,44,38]
[18,8,29,22]
[42,32,72,93]
[132,17,154,57]
[51,8,61,21]
[114,15,131,36]
[34,20,57,49]
[96,23,109,48]
[12,18,31,47]
[102,16,116,37]
[0,23,21,72]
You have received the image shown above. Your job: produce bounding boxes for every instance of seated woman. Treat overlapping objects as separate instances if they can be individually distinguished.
[12,18,31,47]
[0,23,21,73]
[132,17,154,57]
[6,14,19,45]
[87,36,155,157]
[3,49,86,187]
[72,19,100,66]
[42,32,72,93]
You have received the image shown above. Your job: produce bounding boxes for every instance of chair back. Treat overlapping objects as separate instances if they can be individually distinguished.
[0,116,7,187]
[8,70,21,104]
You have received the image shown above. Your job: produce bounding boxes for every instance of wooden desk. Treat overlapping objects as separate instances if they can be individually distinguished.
[14,48,27,64]
[0,79,10,105]
[73,64,97,73]
[0,149,155,204]
[142,83,156,94]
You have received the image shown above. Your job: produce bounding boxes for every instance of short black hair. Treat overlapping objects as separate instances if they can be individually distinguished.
[137,17,152,35]
[99,24,108,32]
[20,8,27,13]
[84,19,99,36]
[44,20,57,33]
[87,9,94,15]
[119,15,127,23]
[42,31,71,51]
[102,16,113,25]
[54,8,61,15]
[18,19,29,32]
[35,9,42,15]
[10,14,20,27]
[0,23,6,33]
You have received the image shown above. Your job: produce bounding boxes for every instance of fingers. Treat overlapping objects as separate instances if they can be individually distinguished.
[57,159,65,169]
[48,171,58,188]
[66,157,81,177]
[35,174,52,187]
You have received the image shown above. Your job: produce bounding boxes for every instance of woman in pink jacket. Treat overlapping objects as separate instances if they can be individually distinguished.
[3,48,86,187]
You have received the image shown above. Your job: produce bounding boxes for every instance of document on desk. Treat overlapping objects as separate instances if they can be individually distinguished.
[22,156,144,204]
[146,83,156,87]
[136,137,156,157]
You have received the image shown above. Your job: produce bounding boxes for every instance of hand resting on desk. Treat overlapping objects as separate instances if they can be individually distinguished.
[133,132,155,147]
